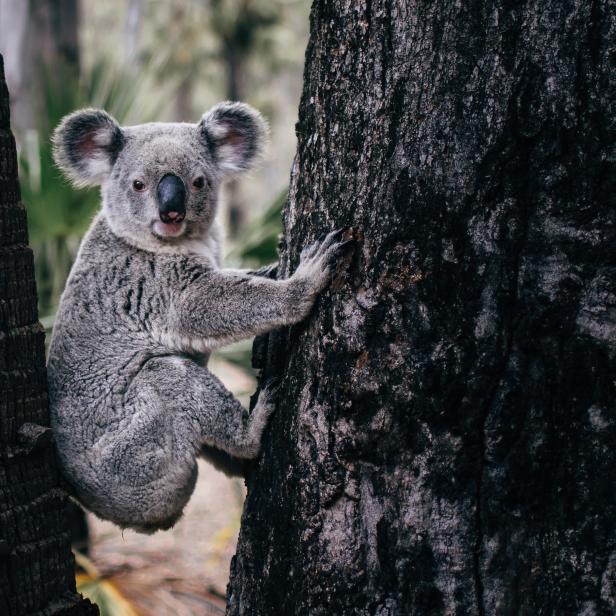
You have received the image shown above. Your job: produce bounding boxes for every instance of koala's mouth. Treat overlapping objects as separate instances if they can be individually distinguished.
[151,220,187,240]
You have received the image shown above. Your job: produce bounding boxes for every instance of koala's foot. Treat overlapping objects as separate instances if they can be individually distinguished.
[238,382,279,459]
[199,380,279,476]
[200,443,248,477]
[291,228,353,318]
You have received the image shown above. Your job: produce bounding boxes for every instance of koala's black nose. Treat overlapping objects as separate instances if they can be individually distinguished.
[157,174,186,223]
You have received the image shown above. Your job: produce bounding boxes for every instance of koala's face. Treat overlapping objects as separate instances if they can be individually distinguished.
[53,103,267,251]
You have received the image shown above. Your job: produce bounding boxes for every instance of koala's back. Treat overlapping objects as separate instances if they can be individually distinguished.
[48,215,201,478]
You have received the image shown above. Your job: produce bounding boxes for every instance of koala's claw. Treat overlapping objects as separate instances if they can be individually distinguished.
[329,238,354,260]
[300,228,346,263]
[238,385,279,460]
[252,385,278,423]
[295,228,352,296]
[322,228,344,248]
[261,377,281,398]
[300,240,320,261]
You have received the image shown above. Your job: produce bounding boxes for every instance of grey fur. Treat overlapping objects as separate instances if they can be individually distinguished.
[48,103,348,533]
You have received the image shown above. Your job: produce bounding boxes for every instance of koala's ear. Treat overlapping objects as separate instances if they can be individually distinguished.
[199,102,268,176]
[52,108,124,187]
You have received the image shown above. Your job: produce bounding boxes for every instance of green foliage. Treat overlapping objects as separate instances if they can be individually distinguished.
[18,59,171,316]
[226,188,285,267]
[74,551,139,616]
[215,190,283,371]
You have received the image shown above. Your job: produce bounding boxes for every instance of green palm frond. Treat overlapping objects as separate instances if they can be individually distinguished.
[226,189,285,266]
[19,58,174,317]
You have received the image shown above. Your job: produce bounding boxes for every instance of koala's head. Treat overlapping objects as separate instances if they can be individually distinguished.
[53,102,267,251]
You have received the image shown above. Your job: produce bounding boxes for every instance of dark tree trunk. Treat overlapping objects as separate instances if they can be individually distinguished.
[0,55,97,616]
[227,2,616,615]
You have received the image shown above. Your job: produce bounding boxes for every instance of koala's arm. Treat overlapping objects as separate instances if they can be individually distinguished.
[163,230,349,352]
[220,263,278,281]
[246,263,278,278]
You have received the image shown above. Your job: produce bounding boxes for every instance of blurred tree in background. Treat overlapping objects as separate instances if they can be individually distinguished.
[0,0,80,134]
[0,2,310,612]
[209,0,280,235]
[0,0,309,324]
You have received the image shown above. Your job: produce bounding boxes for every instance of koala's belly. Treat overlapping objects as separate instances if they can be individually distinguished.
[48,325,165,436]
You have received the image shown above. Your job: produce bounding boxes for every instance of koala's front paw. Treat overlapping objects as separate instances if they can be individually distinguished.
[295,228,352,290]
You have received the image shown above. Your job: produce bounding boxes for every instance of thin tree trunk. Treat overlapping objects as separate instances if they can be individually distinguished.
[0,54,97,616]
[123,0,143,63]
[174,77,193,122]
[223,41,245,237]
[224,40,244,236]
[213,0,249,237]
[0,0,80,137]
[0,0,36,134]
[227,2,616,615]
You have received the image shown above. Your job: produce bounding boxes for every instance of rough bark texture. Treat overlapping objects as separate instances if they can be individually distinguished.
[0,55,97,616]
[227,2,616,615]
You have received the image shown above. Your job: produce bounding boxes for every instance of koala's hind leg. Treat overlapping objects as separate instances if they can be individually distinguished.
[137,355,276,460]
[199,443,248,477]
[94,356,275,532]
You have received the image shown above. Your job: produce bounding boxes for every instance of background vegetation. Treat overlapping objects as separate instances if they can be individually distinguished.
[0,1,309,613]
[6,0,309,330]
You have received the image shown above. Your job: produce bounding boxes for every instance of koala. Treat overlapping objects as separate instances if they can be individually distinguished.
[48,102,349,533]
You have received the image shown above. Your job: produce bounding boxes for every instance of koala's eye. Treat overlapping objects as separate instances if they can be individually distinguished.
[192,177,205,190]
[132,179,146,192]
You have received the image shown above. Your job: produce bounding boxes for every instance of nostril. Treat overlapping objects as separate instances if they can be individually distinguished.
[160,211,185,223]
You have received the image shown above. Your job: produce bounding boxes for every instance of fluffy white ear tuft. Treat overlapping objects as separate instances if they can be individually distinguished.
[199,102,268,177]
[52,108,124,187]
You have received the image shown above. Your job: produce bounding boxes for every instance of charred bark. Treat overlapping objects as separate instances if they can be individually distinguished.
[0,55,97,616]
[227,1,616,615]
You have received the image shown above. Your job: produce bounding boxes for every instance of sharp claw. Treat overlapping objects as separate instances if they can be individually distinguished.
[301,240,319,261]
[338,239,355,251]
[262,376,281,394]
[320,228,343,250]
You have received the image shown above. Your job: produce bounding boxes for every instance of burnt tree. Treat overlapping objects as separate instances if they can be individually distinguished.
[227,1,616,615]
[0,55,96,616]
